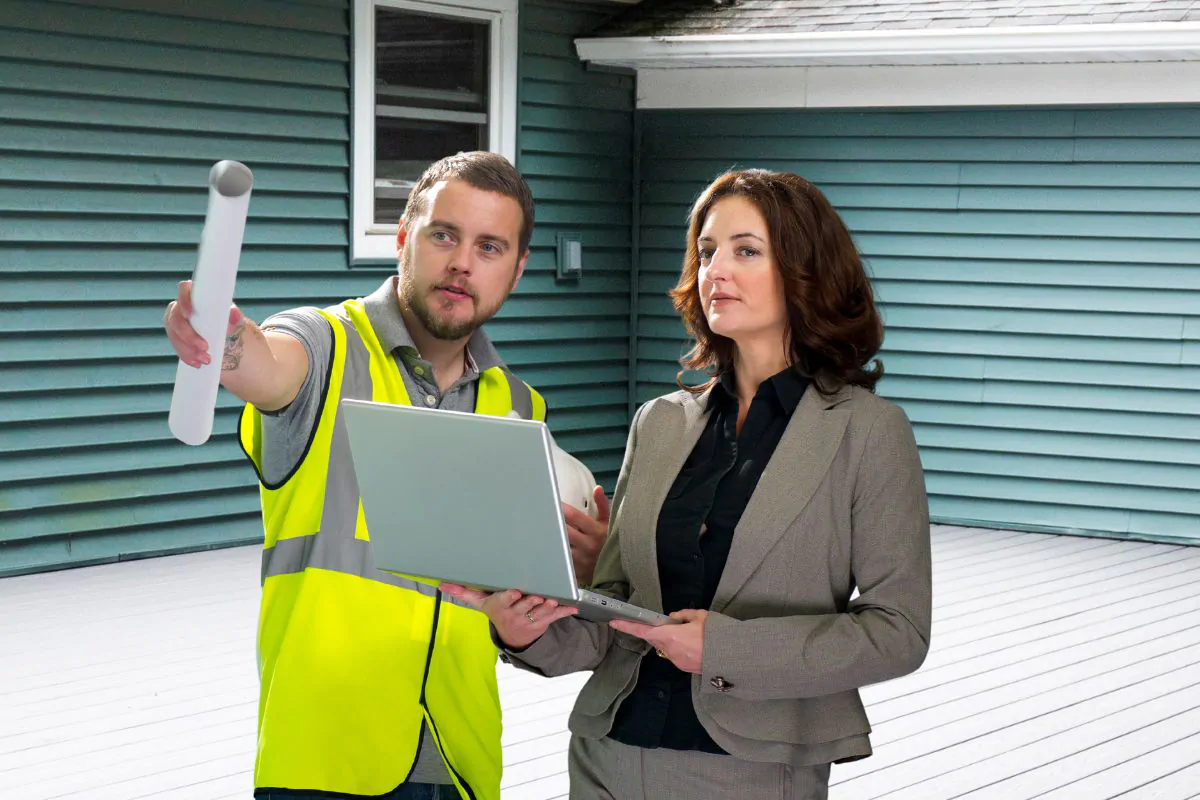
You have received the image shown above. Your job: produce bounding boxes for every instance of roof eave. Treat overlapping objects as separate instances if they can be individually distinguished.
[575,22,1200,68]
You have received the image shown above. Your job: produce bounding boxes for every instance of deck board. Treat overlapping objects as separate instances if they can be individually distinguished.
[1,527,1197,799]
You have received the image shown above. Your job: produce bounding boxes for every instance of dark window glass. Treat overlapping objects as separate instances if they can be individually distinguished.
[373,8,490,224]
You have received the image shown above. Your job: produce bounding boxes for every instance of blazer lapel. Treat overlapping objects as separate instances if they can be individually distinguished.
[626,390,713,612]
[711,386,852,613]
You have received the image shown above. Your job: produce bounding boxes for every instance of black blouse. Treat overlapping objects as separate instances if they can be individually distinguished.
[607,367,809,753]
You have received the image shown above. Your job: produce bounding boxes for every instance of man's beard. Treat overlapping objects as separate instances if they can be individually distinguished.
[397,255,509,341]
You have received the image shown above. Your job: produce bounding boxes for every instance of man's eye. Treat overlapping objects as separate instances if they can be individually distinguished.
[480,242,499,254]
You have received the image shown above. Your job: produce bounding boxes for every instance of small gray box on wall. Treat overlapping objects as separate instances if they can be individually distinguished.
[555,232,583,280]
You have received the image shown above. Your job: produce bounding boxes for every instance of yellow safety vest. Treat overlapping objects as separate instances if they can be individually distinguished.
[237,298,546,799]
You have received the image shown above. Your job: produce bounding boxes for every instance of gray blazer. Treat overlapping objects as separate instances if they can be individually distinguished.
[503,383,932,767]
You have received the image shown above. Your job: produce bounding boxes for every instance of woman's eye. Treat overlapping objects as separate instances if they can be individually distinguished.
[698,249,714,262]
[738,247,759,257]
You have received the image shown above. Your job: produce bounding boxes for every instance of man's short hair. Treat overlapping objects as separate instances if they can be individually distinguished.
[403,151,535,254]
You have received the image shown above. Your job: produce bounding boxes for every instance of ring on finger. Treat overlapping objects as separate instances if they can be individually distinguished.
[655,648,667,658]
[525,609,537,624]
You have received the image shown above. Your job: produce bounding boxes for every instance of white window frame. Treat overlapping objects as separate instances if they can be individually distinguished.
[352,0,518,263]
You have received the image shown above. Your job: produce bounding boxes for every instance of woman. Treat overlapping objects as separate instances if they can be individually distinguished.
[444,169,932,799]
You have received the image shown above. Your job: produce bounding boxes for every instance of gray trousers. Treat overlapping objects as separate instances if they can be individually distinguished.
[568,736,831,800]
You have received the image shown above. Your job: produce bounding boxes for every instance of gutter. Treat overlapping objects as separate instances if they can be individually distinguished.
[576,22,1200,69]
[627,104,640,423]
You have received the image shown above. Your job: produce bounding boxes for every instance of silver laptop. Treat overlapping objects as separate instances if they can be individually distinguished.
[341,398,673,626]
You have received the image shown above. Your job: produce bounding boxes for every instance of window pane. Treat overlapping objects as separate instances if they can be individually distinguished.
[376,8,489,111]
[375,117,486,225]
[373,7,490,225]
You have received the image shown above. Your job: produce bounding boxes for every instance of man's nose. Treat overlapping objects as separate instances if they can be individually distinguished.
[447,244,473,274]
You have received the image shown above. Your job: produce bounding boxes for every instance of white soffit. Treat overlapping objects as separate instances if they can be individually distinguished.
[635,61,1200,109]
[576,22,1200,69]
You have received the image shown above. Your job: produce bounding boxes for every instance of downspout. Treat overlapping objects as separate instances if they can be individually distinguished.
[514,5,524,166]
[627,91,641,422]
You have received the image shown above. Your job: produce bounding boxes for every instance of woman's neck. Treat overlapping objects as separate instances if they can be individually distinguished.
[731,336,789,408]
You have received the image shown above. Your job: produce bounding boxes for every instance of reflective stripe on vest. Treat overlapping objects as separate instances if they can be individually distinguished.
[256,309,538,610]
[238,298,545,799]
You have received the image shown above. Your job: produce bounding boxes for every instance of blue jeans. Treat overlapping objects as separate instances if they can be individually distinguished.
[258,784,461,800]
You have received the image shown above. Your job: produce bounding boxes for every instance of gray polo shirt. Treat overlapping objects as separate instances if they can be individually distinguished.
[259,276,506,484]
[258,276,507,788]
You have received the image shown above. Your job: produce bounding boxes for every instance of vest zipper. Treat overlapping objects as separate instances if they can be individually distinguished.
[419,591,478,800]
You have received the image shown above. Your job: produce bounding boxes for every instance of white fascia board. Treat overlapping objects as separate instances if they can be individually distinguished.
[636,61,1200,109]
[577,22,1200,68]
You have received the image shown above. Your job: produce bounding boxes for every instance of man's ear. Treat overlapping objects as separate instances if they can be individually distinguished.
[395,218,408,255]
[511,249,529,290]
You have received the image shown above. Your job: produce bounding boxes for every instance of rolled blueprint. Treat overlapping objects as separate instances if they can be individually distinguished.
[168,160,254,446]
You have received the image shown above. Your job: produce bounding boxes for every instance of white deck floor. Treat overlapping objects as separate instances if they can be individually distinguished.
[2,526,1198,799]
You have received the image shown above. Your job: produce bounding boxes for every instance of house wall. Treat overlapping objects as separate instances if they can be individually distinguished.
[514,0,636,488]
[0,0,634,576]
[635,107,1200,544]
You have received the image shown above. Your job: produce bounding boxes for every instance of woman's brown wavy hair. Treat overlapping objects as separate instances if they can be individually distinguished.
[670,169,884,394]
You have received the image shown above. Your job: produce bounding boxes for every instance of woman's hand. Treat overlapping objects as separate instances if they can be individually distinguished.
[440,584,578,650]
[563,486,610,586]
[610,609,708,674]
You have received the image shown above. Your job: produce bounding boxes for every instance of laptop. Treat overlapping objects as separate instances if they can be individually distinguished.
[341,398,674,627]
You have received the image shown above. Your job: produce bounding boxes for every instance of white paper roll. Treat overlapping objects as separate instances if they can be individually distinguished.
[168,160,254,446]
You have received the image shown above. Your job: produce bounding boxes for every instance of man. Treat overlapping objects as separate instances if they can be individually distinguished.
[163,152,608,800]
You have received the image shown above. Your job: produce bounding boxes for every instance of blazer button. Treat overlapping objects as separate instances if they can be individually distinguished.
[709,676,733,692]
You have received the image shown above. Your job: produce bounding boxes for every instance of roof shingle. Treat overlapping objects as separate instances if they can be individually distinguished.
[589,0,1200,38]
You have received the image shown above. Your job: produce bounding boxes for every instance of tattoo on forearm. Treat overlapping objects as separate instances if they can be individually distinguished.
[222,319,247,371]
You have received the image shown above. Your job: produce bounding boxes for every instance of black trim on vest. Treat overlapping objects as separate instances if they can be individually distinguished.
[418,593,441,704]
[253,787,416,799]
[422,711,477,800]
[254,612,452,798]
[236,315,336,491]
[416,593,478,800]
[393,717,427,790]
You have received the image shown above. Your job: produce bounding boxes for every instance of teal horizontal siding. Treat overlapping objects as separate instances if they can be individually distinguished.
[637,107,1200,545]
[0,61,347,114]
[0,123,348,165]
[0,92,348,139]
[0,27,348,87]
[0,0,634,576]
[0,156,349,195]
[0,0,357,576]
[513,0,634,490]
[3,0,348,59]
